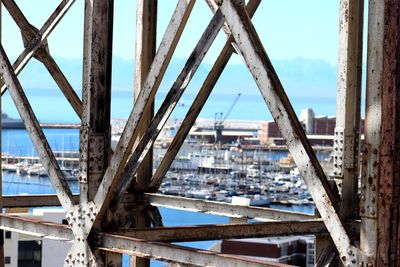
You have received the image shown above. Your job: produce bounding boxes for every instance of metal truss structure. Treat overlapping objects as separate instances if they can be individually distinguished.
[0,0,399,266]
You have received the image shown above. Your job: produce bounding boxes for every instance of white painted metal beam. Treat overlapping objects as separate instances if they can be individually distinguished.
[101,233,285,267]
[0,45,75,211]
[217,0,364,265]
[147,193,313,221]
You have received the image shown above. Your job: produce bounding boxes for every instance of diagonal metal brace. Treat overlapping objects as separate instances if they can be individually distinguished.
[216,0,370,265]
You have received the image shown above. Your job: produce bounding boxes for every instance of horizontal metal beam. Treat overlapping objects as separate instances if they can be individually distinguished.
[2,195,80,208]
[146,193,314,221]
[1,194,312,221]
[3,194,364,231]
[0,214,73,241]
[100,233,287,267]
[0,214,298,266]
[112,220,326,242]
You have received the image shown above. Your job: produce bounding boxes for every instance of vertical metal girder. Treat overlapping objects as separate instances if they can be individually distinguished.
[81,0,113,200]
[0,46,74,211]
[217,0,364,265]
[134,0,157,192]
[71,1,195,263]
[149,0,261,191]
[91,0,195,229]
[372,0,400,265]
[334,0,364,218]
[131,2,157,266]
[110,8,226,205]
[360,0,384,263]
[78,0,114,265]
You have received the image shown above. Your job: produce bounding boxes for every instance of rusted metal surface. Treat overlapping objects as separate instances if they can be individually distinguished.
[2,195,79,208]
[134,0,157,192]
[67,0,115,265]
[113,220,327,242]
[149,0,261,191]
[100,233,287,267]
[335,0,364,218]
[2,0,399,265]
[91,0,195,229]
[0,213,73,241]
[0,45,74,211]
[360,0,384,263]
[132,1,157,266]
[376,0,400,265]
[112,8,227,203]
[217,0,364,265]
[146,193,313,221]
[0,0,75,95]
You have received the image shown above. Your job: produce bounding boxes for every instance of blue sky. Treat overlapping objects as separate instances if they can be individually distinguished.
[3,0,344,65]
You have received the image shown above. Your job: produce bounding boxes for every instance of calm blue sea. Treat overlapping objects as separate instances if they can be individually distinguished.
[2,88,318,266]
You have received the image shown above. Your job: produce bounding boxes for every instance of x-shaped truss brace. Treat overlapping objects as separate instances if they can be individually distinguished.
[0,0,372,266]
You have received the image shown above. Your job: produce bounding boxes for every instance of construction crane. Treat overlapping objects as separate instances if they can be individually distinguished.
[214,93,241,144]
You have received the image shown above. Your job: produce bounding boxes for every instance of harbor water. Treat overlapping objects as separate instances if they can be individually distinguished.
[2,128,315,266]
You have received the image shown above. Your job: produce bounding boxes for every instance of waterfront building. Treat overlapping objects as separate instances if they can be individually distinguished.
[218,236,314,267]
[3,209,69,267]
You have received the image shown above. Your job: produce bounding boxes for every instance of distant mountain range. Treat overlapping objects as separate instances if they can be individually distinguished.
[17,56,338,98]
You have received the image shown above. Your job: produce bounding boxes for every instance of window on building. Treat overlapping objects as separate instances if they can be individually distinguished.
[5,256,11,264]
[5,231,11,239]
[18,240,42,267]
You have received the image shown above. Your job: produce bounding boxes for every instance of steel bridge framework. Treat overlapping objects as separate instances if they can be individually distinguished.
[0,0,399,266]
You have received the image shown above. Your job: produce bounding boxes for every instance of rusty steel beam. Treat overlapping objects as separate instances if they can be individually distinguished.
[0,193,311,221]
[375,0,400,265]
[334,0,364,218]
[216,0,364,265]
[2,195,79,208]
[0,214,73,241]
[204,0,232,38]
[67,0,116,265]
[146,193,313,221]
[131,1,158,265]
[0,213,296,266]
[134,0,157,192]
[149,0,261,191]
[0,45,74,211]
[111,9,234,203]
[113,220,327,242]
[91,0,195,231]
[100,233,286,267]
[0,0,75,95]
[359,0,384,263]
